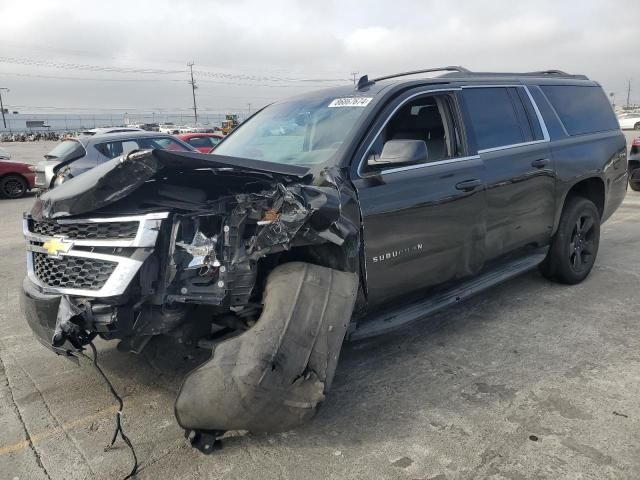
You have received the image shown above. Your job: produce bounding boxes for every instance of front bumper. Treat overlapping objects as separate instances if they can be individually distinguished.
[20,276,75,355]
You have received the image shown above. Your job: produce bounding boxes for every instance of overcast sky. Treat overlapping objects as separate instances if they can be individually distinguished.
[0,0,638,115]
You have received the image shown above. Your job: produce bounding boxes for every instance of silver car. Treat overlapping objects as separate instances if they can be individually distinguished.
[34,131,195,189]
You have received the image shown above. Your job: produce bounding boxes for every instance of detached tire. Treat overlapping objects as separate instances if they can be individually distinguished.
[175,262,359,433]
[540,196,600,284]
[0,175,28,199]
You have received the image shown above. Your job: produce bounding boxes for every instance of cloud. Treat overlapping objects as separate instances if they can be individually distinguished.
[0,0,638,113]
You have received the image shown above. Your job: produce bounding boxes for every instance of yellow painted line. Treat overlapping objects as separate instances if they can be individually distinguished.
[0,404,119,455]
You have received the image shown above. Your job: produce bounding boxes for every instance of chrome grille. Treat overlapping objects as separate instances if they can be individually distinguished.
[29,219,139,240]
[32,252,117,290]
[24,212,169,297]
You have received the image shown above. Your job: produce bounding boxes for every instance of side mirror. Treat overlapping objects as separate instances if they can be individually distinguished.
[368,139,428,166]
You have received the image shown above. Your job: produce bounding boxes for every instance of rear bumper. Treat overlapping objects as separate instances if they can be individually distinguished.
[20,276,75,355]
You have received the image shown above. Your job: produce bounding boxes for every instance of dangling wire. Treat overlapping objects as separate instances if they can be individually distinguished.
[79,342,139,479]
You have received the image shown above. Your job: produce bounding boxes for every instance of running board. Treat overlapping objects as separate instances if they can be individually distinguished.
[348,251,547,341]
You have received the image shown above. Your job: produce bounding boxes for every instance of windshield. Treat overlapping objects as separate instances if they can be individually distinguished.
[213,95,372,165]
[45,139,86,161]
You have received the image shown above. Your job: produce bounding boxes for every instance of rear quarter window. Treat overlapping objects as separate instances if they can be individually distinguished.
[540,85,618,136]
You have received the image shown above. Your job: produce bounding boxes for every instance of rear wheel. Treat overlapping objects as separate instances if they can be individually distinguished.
[634,122,640,131]
[0,175,28,199]
[540,196,600,284]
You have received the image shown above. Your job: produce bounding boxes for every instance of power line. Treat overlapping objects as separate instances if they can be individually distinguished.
[0,56,185,75]
[0,72,185,83]
[0,71,341,89]
[0,55,349,83]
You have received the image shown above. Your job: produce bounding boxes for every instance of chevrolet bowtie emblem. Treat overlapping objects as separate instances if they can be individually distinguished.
[42,237,73,256]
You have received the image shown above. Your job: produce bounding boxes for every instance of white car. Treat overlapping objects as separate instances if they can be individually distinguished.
[159,123,181,135]
[617,113,640,130]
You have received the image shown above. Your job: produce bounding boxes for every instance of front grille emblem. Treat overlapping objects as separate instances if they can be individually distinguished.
[42,237,73,257]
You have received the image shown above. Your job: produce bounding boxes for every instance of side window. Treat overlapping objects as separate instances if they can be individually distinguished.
[540,85,618,136]
[95,141,125,159]
[94,140,144,159]
[121,140,140,155]
[365,93,461,170]
[187,137,213,148]
[463,87,527,150]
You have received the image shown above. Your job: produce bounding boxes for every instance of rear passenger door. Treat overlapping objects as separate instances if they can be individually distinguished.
[461,85,555,260]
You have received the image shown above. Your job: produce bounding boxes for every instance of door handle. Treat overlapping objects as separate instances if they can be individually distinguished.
[455,179,482,191]
[531,158,550,169]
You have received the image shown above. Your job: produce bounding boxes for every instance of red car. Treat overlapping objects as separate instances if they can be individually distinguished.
[177,133,225,153]
[0,153,36,199]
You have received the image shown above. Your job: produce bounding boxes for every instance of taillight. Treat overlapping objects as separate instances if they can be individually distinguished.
[632,137,640,147]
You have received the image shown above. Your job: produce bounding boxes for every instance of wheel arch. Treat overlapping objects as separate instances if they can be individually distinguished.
[553,176,605,235]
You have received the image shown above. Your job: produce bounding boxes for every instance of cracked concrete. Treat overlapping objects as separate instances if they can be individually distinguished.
[1,138,640,479]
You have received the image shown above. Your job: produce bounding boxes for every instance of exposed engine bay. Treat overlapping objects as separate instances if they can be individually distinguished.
[22,148,360,449]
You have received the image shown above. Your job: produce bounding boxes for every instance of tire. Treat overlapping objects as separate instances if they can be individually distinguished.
[175,262,359,433]
[634,122,640,131]
[0,174,28,199]
[540,196,600,284]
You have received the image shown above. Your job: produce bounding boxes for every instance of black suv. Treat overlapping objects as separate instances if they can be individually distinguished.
[21,67,627,452]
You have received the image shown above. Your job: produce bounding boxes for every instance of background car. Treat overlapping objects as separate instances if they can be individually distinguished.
[617,113,640,130]
[0,146,11,160]
[628,136,640,191]
[0,156,36,198]
[178,132,225,153]
[159,123,181,134]
[34,131,195,189]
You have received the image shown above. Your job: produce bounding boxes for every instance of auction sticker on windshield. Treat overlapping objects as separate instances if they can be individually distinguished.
[328,97,373,108]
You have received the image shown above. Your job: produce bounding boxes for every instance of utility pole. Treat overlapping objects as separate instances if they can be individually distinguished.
[626,79,631,109]
[188,62,198,123]
[350,72,359,86]
[0,88,9,129]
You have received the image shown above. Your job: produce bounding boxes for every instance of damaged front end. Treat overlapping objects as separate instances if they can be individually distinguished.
[21,148,359,447]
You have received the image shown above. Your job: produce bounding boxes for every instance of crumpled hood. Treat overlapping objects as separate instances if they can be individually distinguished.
[31,149,312,219]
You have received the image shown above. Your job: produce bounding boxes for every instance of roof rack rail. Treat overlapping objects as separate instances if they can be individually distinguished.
[527,69,570,75]
[356,66,470,90]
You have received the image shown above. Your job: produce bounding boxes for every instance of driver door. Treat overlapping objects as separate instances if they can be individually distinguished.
[351,90,488,305]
